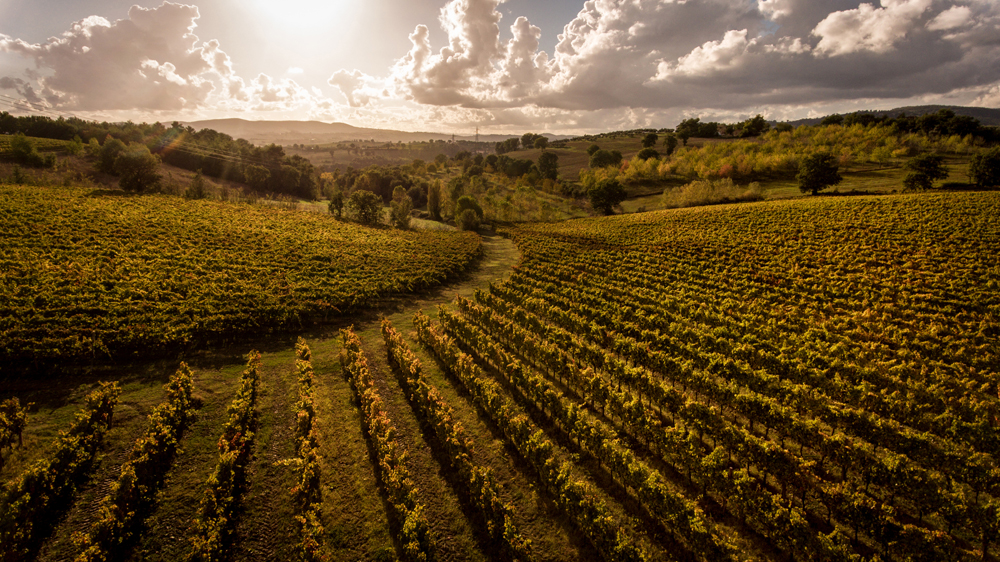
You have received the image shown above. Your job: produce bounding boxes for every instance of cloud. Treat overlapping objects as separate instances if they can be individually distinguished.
[0,1,337,116]
[812,0,934,56]
[287,67,304,75]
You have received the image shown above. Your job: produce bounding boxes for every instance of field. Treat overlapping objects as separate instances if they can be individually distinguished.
[2,190,999,561]
[0,184,481,364]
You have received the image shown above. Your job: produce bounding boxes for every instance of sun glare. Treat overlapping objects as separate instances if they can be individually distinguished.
[250,0,355,30]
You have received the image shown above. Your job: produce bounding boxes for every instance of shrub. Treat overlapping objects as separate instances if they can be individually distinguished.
[348,189,383,226]
[457,208,480,231]
[590,149,623,169]
[115,143,161,193]
[662,178,764,208]
[969,147,1000,188]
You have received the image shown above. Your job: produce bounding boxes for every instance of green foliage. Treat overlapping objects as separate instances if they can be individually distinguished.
[642,133,658,148]
[185,170,207,199]
[587,177,626,215]
[7,133,54,168]
[390,195,413,230]
[97,138,127,174]
[537,151,559,180]
[662,133,678,156]
[327,190,344,218]
[587,144,601,156]
[969,147,1000,188]
[348,189,384,226]
[428,181,442,220]
[456,195,484,219]
[589,149,623,169]
[636,147,659,161]
[187,352,260,562]
[115,143,161,193]
[457,209,481,232]
[797,152,842,195]
[533,137,549,149]
[902,154,948,191]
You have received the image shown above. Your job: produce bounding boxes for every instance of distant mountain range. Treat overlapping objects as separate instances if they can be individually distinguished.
[183,118,569,146]
[781,105,1000,127]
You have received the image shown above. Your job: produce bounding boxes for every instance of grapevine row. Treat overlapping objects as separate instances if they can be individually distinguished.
[0,382,120,562]
[289,338,327,562]
[380,318,533,561]
[187,351,261,562]
[339,328,434,562]
[73,364,196,562]
[414,311,649,562]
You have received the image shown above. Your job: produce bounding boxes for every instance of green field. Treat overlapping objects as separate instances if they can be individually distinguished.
[2,187,999,561]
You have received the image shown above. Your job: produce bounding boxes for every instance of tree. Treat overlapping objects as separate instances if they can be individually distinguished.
[428,181,442,220]
[797,153,842,195]
[588,178,626,215]
[740,114,770,137]
[390,195,413,230]
[642,133,658,148]
[538,151,559,180]
[97,138,127,174]
[902,154,948,190]
[533,137,549,149]
[9,133,51,167]
[969,147,1000,189]
[348,189,383,226]
[587,144,601,156]
[328,190,345,218]
[636,148,659,161]
[115,143,161,192]
[663,134,678,156]
[590,149,623,169]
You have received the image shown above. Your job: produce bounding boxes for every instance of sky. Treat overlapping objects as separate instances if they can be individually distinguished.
[1,0,999,135]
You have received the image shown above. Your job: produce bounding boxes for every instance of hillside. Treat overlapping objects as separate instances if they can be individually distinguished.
[184,118,569,146]
[0,184,481,365]
[2,191,998,562]
[783,104,1000,127]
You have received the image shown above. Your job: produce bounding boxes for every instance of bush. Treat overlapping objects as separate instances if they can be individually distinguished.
[456,195,483,220]
[663,178,764,208]
[457,208,480,231]
[642,133,658,148]
[969,147,1000,188]
[8,133,54,168]
[407,185,427,208]
[636,148,659,161]
[348,189,383,226]
[116,144,161,193]
[587,144,601,156]
[185,170,207,199]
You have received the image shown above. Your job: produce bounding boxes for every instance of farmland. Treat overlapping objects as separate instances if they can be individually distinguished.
[0,184,481,364]
[2,189,999,561]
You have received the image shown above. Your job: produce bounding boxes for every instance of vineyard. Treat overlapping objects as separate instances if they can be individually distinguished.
[0,184,481,364]
[1,191,998,561]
